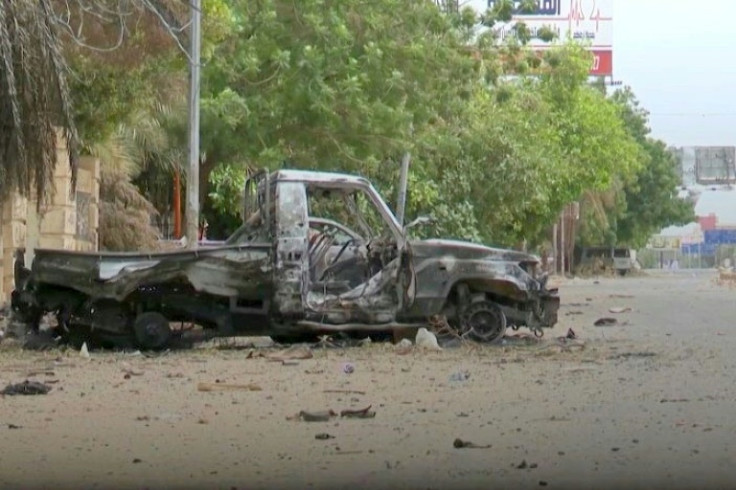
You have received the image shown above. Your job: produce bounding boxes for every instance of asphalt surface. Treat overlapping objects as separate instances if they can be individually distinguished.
[1,269,735,490]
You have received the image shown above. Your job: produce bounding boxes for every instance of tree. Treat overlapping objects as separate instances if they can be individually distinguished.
[0,0,79,204]
[197,3,639,246]
[56,0,234,246]
[611,87,695,248]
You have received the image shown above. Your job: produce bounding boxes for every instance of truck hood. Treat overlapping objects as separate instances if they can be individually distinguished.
[410,239,540,265]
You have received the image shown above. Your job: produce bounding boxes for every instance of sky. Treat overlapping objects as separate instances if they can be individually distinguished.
[464,1,736,147]
[615,1,736,147]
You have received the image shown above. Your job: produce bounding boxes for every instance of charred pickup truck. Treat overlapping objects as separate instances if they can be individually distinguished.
[11,169,559,349]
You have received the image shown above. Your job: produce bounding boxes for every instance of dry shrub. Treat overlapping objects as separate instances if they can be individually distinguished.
[99,167,162,252]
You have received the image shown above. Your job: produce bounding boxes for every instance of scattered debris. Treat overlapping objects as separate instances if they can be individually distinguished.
[281,360,300,366]
[609,307,632,313]
[503,333,541,345]
[566,328,577,340]
[358,337,372,347]
[609,294,634,299]
[1,380,52,396]
[342,362,355,374]
[296,410,337,422]
[594,317,618,327]
[25,370,55,377]
[266,346,313,362]
[324,389,366,395]
[516,459,528,469]
[7,424,22,429]
[21,332,59,351]
[660,398,690,403]
[123,369,144,379]
[415,327,442,351]
[196,382,262,392]
[79,342,90,359]
[315,433,335,440]
[453,438,491,449]
[132,458,142,464]
[449,371,471,382]
[206,336,275,350]
[395,338,413,355]
[565,310,583,316]
[608,352,656,360]
[340,406,376,418]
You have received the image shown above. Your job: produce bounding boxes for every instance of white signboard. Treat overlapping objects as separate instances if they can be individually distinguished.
[463,0,613,75]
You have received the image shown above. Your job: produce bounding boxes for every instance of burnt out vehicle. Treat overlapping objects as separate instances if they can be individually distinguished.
[11,169,560,349]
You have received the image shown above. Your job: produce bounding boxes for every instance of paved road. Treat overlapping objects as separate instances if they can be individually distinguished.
[1,270,735,490]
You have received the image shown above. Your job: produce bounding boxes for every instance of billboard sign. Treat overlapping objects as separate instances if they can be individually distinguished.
[467,0,614,76]
[695,146,736,185]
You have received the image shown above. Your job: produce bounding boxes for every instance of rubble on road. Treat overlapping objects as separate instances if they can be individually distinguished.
[415,327,441,351]
[266,346,313,361]
[197,381,262,392]
[340,406,376,418]
[1,380,53,396]
[395,338,413,355]
[594,317,618,327]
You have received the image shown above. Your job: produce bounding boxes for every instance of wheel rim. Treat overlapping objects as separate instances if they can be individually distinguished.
[141,321,167,345]
[463,302,507,343]
[134,313,171,349]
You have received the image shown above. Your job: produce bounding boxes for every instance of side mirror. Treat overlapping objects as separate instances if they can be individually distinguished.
[404,215,434,231]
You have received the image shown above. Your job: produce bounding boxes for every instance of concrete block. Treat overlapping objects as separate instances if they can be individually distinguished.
[77,169,93,194]
[40,206,76,236]
[39,235,77,250]
[52,177,75,206]
[3,220,27,249]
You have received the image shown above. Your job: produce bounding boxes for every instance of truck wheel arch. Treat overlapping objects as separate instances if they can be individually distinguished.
[443,277,528,310]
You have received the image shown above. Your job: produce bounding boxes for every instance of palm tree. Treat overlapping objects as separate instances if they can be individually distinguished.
[0,0,79,204]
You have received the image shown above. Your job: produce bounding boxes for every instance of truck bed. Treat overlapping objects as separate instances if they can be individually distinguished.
[29,244,274,301]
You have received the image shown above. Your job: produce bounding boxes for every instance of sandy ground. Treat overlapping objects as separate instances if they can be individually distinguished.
[1,270,736,490]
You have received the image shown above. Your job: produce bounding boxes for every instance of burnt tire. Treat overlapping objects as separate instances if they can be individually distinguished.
[133,312,172,350]
[461,300,507,344]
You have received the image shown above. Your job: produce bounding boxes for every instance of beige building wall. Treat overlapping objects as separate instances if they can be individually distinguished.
[0,132,100,302]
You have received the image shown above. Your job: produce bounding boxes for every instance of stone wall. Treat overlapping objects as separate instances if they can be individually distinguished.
[0,131,100,302]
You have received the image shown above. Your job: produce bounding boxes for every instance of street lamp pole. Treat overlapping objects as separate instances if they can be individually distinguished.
[185,0,201,248]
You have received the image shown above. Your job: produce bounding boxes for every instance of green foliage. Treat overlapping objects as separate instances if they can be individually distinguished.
[62,0,685,254]
[610,88,696,247]
[208,164,247,220]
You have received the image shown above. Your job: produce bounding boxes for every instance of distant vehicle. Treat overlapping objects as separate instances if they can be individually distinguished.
[576,246,634,276]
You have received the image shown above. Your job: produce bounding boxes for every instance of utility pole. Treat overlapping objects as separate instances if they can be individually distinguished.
[560,208,566,276]
[185,0,201,248]
[395,124,414,227]
[396,151,410,227]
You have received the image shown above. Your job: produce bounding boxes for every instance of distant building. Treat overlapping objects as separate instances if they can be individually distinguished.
[671,146,736,187]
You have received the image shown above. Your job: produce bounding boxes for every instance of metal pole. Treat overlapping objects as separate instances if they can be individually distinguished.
[560,208,566,276]
[396,151,410,227]
[552,223,558,274]
[185,0,201,248]
[173,168,181,239]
